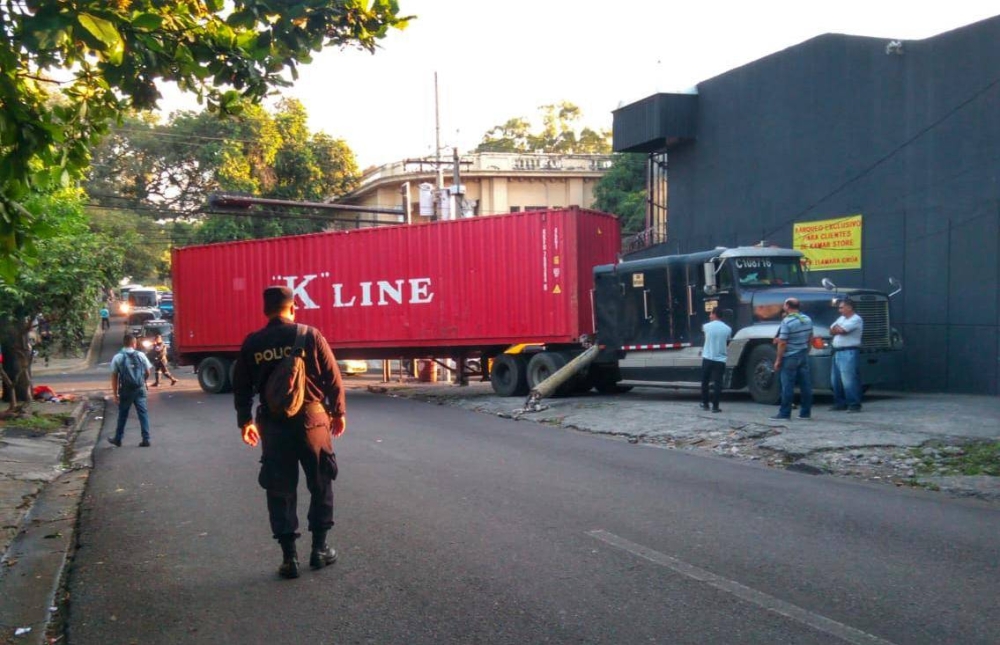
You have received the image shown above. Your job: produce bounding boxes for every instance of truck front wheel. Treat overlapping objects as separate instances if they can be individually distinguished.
[745,345,780,405]
[198,356,232,394]
[490,354,529,396]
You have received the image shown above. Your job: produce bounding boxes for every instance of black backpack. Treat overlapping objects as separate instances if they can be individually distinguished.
[117,351,146,393]
[262,325,308,418]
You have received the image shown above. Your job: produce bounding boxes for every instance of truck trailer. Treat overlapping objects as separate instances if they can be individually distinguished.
[173,209,903,403]
[172,208,621,393]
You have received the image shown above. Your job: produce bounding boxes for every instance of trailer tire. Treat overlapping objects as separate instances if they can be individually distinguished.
[527,351,573,395]
[490,354,529,396]
[198,356,232,394]
[746,345,780,405]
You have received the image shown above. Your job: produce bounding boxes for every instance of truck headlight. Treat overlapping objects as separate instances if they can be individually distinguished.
[141,340,152,349]
[810,336,830,350]
[891,329,903,348]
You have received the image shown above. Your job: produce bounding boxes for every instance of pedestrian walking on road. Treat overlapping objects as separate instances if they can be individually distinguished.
[771,298,814,420]
[829,297,864,412]
[108,334,153,447]
[99,305,111,331]
[148,334,177,386]
[233,286,347,580]
[700,307,732,413]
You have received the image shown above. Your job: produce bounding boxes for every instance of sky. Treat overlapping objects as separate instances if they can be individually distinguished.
[162,1,1000,170]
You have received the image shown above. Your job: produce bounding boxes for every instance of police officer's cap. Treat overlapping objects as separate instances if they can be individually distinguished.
[263,286,294,315]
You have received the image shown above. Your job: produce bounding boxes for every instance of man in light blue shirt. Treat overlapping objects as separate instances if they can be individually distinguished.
[108,334,153,447]
[700,308,732,413]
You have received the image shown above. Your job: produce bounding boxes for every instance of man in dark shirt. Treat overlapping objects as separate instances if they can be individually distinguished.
[233,286,347,579]
[148,334,177,386]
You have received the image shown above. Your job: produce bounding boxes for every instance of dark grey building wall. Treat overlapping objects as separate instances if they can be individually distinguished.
[656,17,1000,395]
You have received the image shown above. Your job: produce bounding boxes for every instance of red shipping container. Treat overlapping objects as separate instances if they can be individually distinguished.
[172,208,620,362]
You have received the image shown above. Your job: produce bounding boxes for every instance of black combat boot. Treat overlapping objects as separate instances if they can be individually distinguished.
[277,536,300,579]
[309,531,338,570]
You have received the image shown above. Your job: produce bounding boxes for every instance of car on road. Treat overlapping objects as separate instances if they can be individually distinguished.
[337,359,368,376]
[127,310,161,337]
[158,294,174,320]
[139,319,175,364]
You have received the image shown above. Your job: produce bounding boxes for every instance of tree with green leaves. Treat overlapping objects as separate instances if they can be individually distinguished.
[1,191,123,408]
[593,153,648,234]
[86,207,173,283]
[85,99,361,245]
[0,0,408,279]
[476,102,611,154]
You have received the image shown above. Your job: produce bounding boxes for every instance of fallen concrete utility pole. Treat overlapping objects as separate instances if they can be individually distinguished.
[520,345,601,414]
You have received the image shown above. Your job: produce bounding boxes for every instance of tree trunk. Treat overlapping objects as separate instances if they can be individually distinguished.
[0,323,32,407]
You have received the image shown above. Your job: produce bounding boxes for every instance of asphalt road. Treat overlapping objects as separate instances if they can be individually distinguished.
[59,370,1000,644]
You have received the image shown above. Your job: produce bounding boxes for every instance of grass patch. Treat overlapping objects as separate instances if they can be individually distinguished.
[0,411,71,431]
[911,441,1000,477]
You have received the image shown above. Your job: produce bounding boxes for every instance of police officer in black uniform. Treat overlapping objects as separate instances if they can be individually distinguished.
[233,286,347,579]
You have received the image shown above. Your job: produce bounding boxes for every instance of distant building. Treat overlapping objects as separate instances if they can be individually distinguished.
[331,152,614,224]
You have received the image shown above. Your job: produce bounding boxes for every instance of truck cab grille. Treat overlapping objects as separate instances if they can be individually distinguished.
[852,296,891,349]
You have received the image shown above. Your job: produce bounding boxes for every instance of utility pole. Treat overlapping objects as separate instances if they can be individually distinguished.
[399,181,412,224]
[451,147,463,218]
[434,72,443,219]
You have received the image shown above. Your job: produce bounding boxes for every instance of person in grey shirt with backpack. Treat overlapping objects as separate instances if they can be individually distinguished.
[108,334,153,447]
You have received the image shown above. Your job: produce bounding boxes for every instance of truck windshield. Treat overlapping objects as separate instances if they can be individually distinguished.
[733,257,805,287]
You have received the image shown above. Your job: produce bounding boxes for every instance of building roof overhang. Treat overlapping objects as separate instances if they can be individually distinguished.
[612,92,698,154]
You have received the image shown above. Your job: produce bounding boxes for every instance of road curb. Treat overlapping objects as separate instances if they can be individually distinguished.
[0,396,105,645]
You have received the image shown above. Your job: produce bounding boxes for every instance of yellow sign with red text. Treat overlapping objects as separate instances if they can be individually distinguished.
[793,215,862,271]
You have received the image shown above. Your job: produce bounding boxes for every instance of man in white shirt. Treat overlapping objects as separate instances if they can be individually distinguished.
[829,298,864,412]
[700,308,732,413]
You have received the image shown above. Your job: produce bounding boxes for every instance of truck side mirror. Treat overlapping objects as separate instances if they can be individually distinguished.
[703,262,717,295]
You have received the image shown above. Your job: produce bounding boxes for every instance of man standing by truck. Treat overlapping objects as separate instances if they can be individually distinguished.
[771,298,814,420]
[829,297,864,412]
[700,308,732,413]
[232,286,347,580]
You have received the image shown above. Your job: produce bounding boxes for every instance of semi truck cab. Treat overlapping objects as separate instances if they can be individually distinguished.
[592,247,904,403]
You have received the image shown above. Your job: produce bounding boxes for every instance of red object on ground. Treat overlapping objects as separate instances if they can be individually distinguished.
[172,208,620,362]
[33,385,55,400]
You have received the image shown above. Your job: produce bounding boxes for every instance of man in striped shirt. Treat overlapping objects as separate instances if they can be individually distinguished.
[771,298,814,420]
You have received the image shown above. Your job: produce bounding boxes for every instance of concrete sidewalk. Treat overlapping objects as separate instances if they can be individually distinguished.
[0,327,108,643]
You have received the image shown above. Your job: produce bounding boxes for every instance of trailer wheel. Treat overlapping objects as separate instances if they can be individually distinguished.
[746,345,780,405]
[490,354,529,396]
[526,351,571,394]
[198,356,232,394]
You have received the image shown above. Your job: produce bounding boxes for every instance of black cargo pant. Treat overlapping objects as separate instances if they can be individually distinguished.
[701,358,725,410]
[257,404,338,540]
